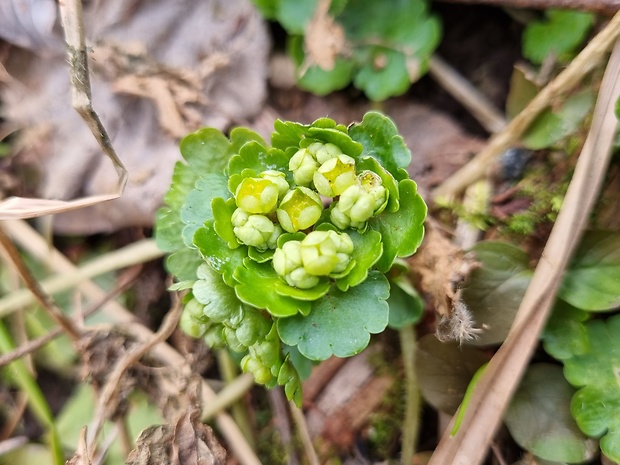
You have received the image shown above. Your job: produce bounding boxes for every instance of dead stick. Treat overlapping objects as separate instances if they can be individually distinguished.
[436,0,620,14]
[0,225,81,339]
[428,38,620,465]
[432,11,620,202]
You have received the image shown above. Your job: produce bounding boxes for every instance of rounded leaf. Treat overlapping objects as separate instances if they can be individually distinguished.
[277,271,390,360]
[505,364,598,463]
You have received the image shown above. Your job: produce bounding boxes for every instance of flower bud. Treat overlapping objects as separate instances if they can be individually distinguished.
[330,184,375,229]
[273,240,320,289]
[289,148,319,186]
[241,354,273,385]
[308,142,344,164]
[359,170,388,214]
[300,230,354,276]
[232,211,278,250]
[235,177,279,214]
[260,170,289,198]
[276,187,323,233]
[179,310,208,338]
[313,154,357,197]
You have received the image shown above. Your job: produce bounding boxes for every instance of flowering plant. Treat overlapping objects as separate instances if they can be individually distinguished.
[155,111,426,404]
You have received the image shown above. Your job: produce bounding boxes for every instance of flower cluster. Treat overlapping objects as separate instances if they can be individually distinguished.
[156,112,427,406]
[227,140,389,288]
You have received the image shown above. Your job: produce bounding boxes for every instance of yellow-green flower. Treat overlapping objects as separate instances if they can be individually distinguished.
[276,187,323,233]
[330,184,374,229]
[260,170,289,199]
[358,170,388,214]
[289,148,319,186]
[308,142,344,164]
[232,209,280,250]
[235,177,280,214]
[313,154,357,198]
[300,230,354,276]
[273,240,320,289]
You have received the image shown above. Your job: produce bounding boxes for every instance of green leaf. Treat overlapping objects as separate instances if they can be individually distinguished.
[277,271,390,360]
[414,334,489,414]
[369,179,426,272]
[212,197,239,249]
[278,0,317,34]
[353,47,410,101]
[387,275,424,329]
[335,228,383,291]
[542,300,590,361]
[505,363,599,463]
[165,248,203,282]
[271,118,308,151]
[193,264,244,323]
[561,314,620,461]
[180,127,232,172]
[559,231,620,311]
[461,241,533,346]
[229,127,267,153]
[522,10,594,65]
[306,127,363,157]
[297,59,357,96]
[233,259,313,317]
[227,141,289,177]
[155,207,184,253]
[194,221,247,287]
[349,111,412,178]
[180,173,231,247]
[522,91,594,150]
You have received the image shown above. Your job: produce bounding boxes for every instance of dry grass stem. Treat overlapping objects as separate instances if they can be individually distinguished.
[200,373,256,422]
[0,267,140,369]
[432,11,620,201]
[428,56,507,133]
[429,37,620,465]
[0,233,163,319]
[0,225,81,339]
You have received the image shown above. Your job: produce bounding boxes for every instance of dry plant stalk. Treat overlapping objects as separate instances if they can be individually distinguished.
[432,11,620,201]
[0,0,127,220]
[428,37,620,465]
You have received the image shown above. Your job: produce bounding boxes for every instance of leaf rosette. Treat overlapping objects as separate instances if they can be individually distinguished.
[155,111,426,404]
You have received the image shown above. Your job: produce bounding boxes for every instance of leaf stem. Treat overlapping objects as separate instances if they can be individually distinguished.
[399,324,421,464]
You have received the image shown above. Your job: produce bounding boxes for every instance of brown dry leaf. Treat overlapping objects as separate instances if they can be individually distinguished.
[79,330,138,420]
[302,0,348,72]
[125,412,227,465]
[0,0,270,233]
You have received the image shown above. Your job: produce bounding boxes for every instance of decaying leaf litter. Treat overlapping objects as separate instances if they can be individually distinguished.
[1,1,620,465]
